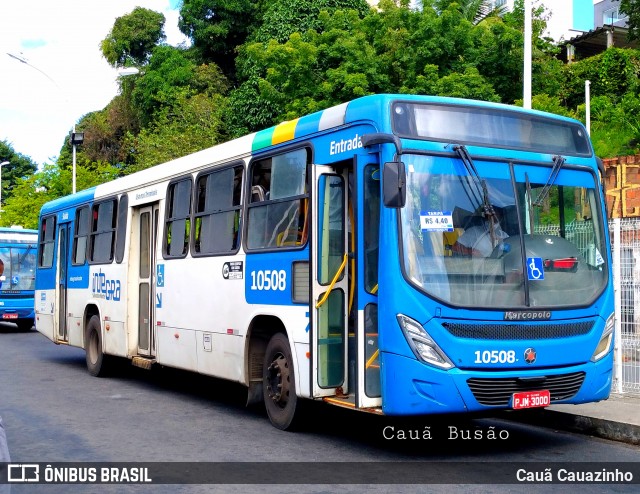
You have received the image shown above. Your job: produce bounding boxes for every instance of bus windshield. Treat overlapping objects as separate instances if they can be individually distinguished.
[0,243,36,291]
[399,153,609,309]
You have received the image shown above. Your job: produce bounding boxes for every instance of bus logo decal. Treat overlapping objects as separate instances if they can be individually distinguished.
[524,348,537,364]
[91,270,121,301]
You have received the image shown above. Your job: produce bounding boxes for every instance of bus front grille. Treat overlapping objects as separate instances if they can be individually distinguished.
[466,372,586,406]
[443,321,594,340]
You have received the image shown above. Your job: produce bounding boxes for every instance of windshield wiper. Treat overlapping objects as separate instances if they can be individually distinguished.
[18,245,33,266]
[533,155,565,207]
[453,145,496,220]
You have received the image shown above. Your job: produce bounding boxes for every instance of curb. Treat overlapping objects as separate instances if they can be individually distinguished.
[501,409,640,446]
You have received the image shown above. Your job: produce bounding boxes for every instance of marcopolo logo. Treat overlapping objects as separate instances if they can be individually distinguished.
[503,311,551,321]
[329,134,363,156]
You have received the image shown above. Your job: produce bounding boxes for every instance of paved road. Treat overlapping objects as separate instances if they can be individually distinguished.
[0,325,638,493]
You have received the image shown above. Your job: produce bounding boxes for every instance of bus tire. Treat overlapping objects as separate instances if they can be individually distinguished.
[263,333,301,430]
[85,315,111,377]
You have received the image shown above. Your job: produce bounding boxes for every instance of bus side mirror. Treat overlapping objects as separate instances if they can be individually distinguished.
[383,161,406,208]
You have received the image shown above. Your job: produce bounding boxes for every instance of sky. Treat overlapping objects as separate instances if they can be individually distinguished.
[0,0,189,166]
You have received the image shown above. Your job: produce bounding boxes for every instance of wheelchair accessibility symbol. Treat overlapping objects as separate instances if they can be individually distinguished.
[527,257,544,281]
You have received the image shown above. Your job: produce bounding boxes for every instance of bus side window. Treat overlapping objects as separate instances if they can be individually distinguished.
[89,199,118,264]
[194,165,243,255]
[38,215,57,268]
[246,149,309,250]
[73,207,90,265]
[164,178,192,258]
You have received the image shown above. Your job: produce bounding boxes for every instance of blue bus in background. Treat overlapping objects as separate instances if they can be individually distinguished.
[35,94,614,430]
[0,227,38,331]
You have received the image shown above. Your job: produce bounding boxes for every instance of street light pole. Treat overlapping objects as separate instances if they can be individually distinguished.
[0,161,10,211]
[6,52,80,193]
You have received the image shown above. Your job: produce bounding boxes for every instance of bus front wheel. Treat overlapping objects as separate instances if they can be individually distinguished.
[85,315,111,377]
[263,333,300,430]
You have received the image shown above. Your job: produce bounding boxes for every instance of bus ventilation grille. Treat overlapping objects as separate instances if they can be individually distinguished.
[442,321,594,340]
[466,372,586,406]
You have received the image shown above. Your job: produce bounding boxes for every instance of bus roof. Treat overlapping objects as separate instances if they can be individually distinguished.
[0,227,38,243]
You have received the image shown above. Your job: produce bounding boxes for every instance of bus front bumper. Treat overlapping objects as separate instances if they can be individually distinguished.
[380,351,613,416]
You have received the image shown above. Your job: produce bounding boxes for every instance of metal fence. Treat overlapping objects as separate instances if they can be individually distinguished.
[535,218,639,395]
[611,217,640,396]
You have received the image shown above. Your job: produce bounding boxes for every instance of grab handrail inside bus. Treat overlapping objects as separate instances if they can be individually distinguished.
[315,253,348,309]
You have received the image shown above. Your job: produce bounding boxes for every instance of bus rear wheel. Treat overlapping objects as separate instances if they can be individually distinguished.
[85,315,111,377]
[263,333,300,430]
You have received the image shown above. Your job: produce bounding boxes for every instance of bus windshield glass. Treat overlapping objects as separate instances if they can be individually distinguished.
[399,154,608,308]
[0,240,36,291]
[392,102,592,157]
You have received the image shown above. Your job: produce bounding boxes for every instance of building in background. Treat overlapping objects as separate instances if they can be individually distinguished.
[562,1,635,61]
[489,0,595,41]
[484,0,634,61]
[595,0,629,29]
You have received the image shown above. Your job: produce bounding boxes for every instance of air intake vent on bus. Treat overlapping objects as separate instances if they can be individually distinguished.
[467,372,586,406]
[292,261,309,303]
[442,321,594,340]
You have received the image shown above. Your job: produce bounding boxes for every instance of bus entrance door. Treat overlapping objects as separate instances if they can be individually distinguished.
[132,204,159,359]
[55,223,71,343]
[311,166,349,398]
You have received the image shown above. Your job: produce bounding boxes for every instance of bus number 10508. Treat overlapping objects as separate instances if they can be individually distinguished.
[250,270,287,291]
[474,350,517,364]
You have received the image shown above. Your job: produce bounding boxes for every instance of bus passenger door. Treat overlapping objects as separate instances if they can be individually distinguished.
[355,157,382,409]
[56,223,71,342]
[134,204,159,357]
[311,166,349,398]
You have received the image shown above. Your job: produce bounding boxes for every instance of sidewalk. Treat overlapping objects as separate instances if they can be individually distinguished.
[506,394,640,446]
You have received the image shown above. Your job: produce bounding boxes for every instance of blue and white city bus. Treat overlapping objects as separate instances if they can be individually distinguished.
[0,226,38,330]
[35,94,614,429]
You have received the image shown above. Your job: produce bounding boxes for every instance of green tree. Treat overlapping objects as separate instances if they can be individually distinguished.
[561,48,640,109]
[0,140,38,209]
[0,161,120,228]
[432,0,506,24]
[250,0,371,43]
[124,92,227,173]
[406,65,500,101]
[131,46,228,127]
[179,0,260,77]
[619,0,640,41]
[101,7,166,67]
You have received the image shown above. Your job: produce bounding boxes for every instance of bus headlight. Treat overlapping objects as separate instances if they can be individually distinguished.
[397,314,454,369]
[591,312,614,362]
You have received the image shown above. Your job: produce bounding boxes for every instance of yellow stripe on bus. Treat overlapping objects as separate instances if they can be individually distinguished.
[271,119,299,145]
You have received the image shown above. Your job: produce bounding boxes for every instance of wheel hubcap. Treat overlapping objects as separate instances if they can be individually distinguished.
[266,354,290,409]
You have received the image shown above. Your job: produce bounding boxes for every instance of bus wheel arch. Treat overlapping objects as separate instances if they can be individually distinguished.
[245,315,285,406]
